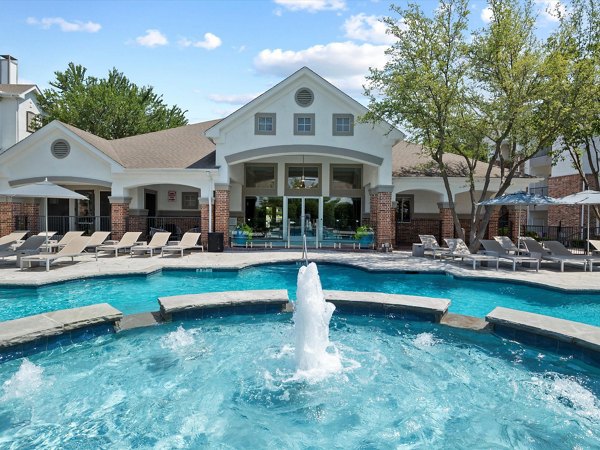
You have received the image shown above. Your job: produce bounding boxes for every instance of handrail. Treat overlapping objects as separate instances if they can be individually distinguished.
[301,233,309,266]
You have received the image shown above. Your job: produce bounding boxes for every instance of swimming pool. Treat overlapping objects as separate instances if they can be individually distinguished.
[1,263,600,325]
[1,315,599,448]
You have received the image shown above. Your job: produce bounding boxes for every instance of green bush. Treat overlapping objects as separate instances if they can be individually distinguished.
[354,225,373,240]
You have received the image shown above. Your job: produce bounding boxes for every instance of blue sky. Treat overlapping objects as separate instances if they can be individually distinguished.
[4,0,562,124]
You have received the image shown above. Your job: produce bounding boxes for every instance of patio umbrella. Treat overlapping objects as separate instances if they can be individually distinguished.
[557,190,600,254]
[0,179,87,247]
[477,191,560,245]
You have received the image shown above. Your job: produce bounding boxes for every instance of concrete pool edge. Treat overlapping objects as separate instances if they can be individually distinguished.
[1,291,600,366]
[1,251,600,294]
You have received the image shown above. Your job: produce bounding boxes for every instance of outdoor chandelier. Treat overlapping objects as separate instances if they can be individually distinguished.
[300,155,306,188]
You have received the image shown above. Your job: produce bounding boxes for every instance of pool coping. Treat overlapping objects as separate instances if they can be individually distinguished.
[1,250,600,294]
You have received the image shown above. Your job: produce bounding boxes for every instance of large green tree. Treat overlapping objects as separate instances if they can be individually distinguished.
[364,0,564,249]
[37,63,188,139]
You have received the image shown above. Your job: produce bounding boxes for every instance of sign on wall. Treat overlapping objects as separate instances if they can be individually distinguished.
[168,190,176,202]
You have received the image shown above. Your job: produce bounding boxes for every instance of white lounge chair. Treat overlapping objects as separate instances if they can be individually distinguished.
[493,236,521,254]
[545,240,600,272]
[479,240,540,271]
[80,231,111,252]
[0,235,47,261]
[41,231,84,252]
[161,232,203,257]
[522,237,590,272]
[443,238,499,270]
[20,236,91,271]
[419,234,451,258]
[0,231,29,247]
[37,231,57,238]
[95,232,142,259]
[130,232,171,257]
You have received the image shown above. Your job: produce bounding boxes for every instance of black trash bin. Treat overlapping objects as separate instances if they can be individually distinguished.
[208,232,224,252]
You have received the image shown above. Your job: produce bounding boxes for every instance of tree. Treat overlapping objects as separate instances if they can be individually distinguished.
[364,0,564,249]
[37,63,188,139]
[551,0,600,197]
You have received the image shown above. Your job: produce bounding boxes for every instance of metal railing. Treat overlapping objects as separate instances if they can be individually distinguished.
[126,216,200,241]
[39,216,111,235]
[524,225,596,254]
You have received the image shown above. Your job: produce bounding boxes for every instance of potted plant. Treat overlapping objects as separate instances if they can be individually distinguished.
[233,223,253,246]
[354,225,374,247]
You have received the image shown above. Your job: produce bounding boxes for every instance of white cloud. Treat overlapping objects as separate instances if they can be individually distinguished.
[480,6,493,23]
[535,0,565,22]
[274,0,346,13]
[26,16,101,33]
[178,33,222,50]
[343,13,395,44]
[208,93,259,105]
[135,29,168,47]
[254,41,389,94]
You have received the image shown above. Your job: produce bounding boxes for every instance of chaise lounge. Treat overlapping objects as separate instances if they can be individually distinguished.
[161,232,203,257]
[130,232,171,257]
[41,231,85,253]
[95,232,142,259]
[419,234,451,259]
[0,231,29,247]
[0,235,47,262]
[443,238,499,270]
[20,236,91,271]
[479,239,540,271]
[522,237,590,272]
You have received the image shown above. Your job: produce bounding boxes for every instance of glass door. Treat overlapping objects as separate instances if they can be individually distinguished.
[285,197,321,246]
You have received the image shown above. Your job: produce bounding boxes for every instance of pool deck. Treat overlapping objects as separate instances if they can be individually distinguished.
[0,249,599,292]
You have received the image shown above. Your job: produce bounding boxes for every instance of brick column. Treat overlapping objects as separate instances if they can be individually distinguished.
[391,201,397,248]
[0,201,19,236]
[369,186,393,250]
[487,207,500,239]
[199,199,210,248]
[22,202,40,234]
[508,207,525,243]
[108,196,131,241]
[548,174,582,227]
[214,184,230,247]
[438,202,454,241]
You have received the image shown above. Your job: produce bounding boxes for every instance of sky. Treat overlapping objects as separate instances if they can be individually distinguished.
[3,0,563,124]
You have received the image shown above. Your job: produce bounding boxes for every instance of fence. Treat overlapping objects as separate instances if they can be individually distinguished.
[14,215,111,236]
[126,216,201,241]
[524,225,596,253]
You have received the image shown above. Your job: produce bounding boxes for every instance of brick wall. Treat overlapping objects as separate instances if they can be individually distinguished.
[111,203,129,241]
[487,207,500,238]
[127,214,147,238]
[508,208,525,242]
[199,202,209,248]
[0,202,22,236]
[548,174,585,227]
[214,189,230,246]
[22,203,40,234]
[439,207,454,240]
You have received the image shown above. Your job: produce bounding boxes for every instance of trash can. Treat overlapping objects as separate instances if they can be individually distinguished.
[208,232,224,252]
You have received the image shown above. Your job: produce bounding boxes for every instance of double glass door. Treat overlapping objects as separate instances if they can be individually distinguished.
[286,197,321,243]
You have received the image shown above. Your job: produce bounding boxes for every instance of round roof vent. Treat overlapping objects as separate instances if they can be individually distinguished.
[51,139,70,159]
[295,88,314,107]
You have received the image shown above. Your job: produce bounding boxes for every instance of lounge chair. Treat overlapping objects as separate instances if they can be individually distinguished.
[443,238,499,270]
[544,240,600,272]
[0,231,29,247]
[522,237,590,272]
[130,232,171,257]
[479,240,540,271]
[80,231,111,252]
[161,232,203,257]
[419,234,451,258]
[95,232,142,259]
[0,235,47,261]
[20,236,90,271]
[41,231,84,252]
[37,231,57,238]
[588,239,600,255]
[493,236,521,254]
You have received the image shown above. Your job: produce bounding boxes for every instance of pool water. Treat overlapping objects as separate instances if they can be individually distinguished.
[1,264,600,326]
[0,315,599,448]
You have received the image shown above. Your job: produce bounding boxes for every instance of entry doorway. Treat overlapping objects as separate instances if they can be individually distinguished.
[285,197,321,245]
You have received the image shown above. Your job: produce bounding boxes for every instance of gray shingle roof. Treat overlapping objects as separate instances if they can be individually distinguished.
[392,140,504,178]
[0,84,38,96]
[60,120,220,169]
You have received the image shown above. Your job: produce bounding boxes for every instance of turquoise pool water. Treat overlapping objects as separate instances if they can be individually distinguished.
[1,315,599,448]
[1,263,600,325]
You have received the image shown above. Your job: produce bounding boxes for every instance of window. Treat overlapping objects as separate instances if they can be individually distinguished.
[182,192,199,210]
[26,111,39,133]
[255,113,276,135]
[331,166,361,190]
[285,164,321,195]
[294,113,315,135]
[397,196,412,223]
[245,165,276,189]
[332,114,354,136]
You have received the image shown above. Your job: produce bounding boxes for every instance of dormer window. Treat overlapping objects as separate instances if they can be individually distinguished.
[294,113,315,136]
[255,113,276,135]
[332,114,354,136]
